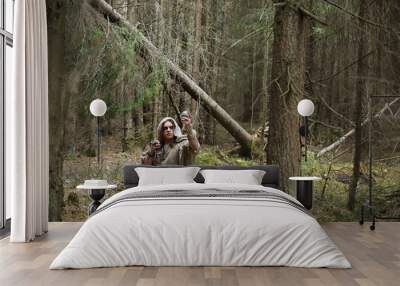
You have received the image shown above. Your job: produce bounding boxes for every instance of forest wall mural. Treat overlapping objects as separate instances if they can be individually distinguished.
[46,0,400,222]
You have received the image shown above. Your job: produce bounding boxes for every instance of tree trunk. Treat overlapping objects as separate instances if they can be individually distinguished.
[304,0,315,100]
[191,0,202,113]
[348,0,369,211]
[316,34,328,131]
[262,0,272,145]
[176,0,189,111]
[132,91,144,145]
[121,84,128,152]
[250,41,257,129]
[127,0,143,145]
[209,0,225,145]
[266,0,305,191]
[47,0,67,221]
[90,0,253,154]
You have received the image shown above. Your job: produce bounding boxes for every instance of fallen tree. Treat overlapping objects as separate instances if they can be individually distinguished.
[317,98,400,157]
[89,0,253,154]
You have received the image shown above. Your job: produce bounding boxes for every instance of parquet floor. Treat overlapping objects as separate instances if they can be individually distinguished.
[0,222,399,286]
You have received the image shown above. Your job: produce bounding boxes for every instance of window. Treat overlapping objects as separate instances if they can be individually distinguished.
[1,0,14,232]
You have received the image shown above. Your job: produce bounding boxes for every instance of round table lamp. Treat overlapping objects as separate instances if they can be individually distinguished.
[297,99,314,162]
[297,99,315,117]
[90,99,107,117]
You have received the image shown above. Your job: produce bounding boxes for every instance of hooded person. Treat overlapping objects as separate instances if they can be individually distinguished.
[141,115,200,166]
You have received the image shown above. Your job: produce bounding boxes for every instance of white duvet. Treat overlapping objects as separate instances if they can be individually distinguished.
[50,183,351,269]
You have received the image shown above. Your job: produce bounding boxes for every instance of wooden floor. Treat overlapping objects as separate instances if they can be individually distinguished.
[0,222,399,286]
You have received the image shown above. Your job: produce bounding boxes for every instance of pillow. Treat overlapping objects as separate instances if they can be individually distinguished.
[200,169,266,185]
[135,167,201,186]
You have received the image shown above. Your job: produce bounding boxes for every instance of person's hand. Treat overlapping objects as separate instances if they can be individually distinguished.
[150,139,161,152]
[181,114,192,130]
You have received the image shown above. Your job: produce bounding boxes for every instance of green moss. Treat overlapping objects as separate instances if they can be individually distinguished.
[195,146,259,166]
[65,153,77,161]
[195,152,221,166]
[83,147,96,158]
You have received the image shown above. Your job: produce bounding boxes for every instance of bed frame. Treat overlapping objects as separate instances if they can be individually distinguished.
[123,165,280,189]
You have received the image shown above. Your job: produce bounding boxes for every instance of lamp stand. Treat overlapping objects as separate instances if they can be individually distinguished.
[97,116,100,165]
[304,116,308,162]
[299,116,308,176]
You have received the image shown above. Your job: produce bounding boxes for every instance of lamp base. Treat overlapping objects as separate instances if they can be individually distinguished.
[88,189,105,215]
[296,180,313,210]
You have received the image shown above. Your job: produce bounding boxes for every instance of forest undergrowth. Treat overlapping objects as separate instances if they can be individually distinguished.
[62,137,400,223]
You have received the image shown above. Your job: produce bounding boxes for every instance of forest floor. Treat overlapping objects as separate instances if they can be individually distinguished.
[62,137,400,223]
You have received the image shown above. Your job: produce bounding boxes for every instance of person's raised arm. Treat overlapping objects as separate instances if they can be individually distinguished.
[181,113,200,153]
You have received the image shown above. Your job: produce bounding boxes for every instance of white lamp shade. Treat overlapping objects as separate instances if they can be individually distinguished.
[297,99,315,117]
[89,99,107,117]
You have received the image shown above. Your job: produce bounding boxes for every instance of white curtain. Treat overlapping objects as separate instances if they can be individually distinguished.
[7,0,49,242]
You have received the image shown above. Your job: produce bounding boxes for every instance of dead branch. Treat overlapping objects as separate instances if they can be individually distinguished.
[321,0,393,31]
[317,98,400,157]
[308,50,375,86]
[221,26,272,56]
[298,6,328,26]
[309,118,343,131]
[316,93,355,127]
[274,2,328,26]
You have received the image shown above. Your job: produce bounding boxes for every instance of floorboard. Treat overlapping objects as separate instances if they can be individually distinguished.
[0,222,399,286]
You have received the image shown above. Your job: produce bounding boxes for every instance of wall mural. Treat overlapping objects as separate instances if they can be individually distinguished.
[47,0,400,222]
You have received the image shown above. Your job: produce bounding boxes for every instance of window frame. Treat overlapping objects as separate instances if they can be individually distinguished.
[0,0,13,233]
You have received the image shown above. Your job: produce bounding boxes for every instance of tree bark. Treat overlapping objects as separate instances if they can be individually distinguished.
[126,0,144,144]
[191,0,202,113]
[47,0,67,221]
[266,0,305,191]
[90,0,253,154]
[262,0,272,147]
[121,83,128,152]
[176,0,190,111]
[348,0,370,210]
[209,0,225,145]
[304,0,315,100]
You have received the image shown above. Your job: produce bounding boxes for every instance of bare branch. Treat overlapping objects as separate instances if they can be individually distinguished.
[308,50,375,85]
[321,0,394,32]
[298,6,328,26]
[221,26,272,56]
[317,98,400,157]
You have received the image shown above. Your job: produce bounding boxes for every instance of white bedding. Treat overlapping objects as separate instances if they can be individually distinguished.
[50,183,351,269]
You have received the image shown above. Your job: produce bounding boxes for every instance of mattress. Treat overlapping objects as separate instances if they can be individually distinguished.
[50,183,351,269]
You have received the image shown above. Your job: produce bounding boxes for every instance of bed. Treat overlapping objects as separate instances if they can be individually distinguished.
[50,165,351,269]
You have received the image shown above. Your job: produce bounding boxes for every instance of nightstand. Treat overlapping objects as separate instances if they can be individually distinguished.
[77,180,117,215]
[289,176,321,210]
